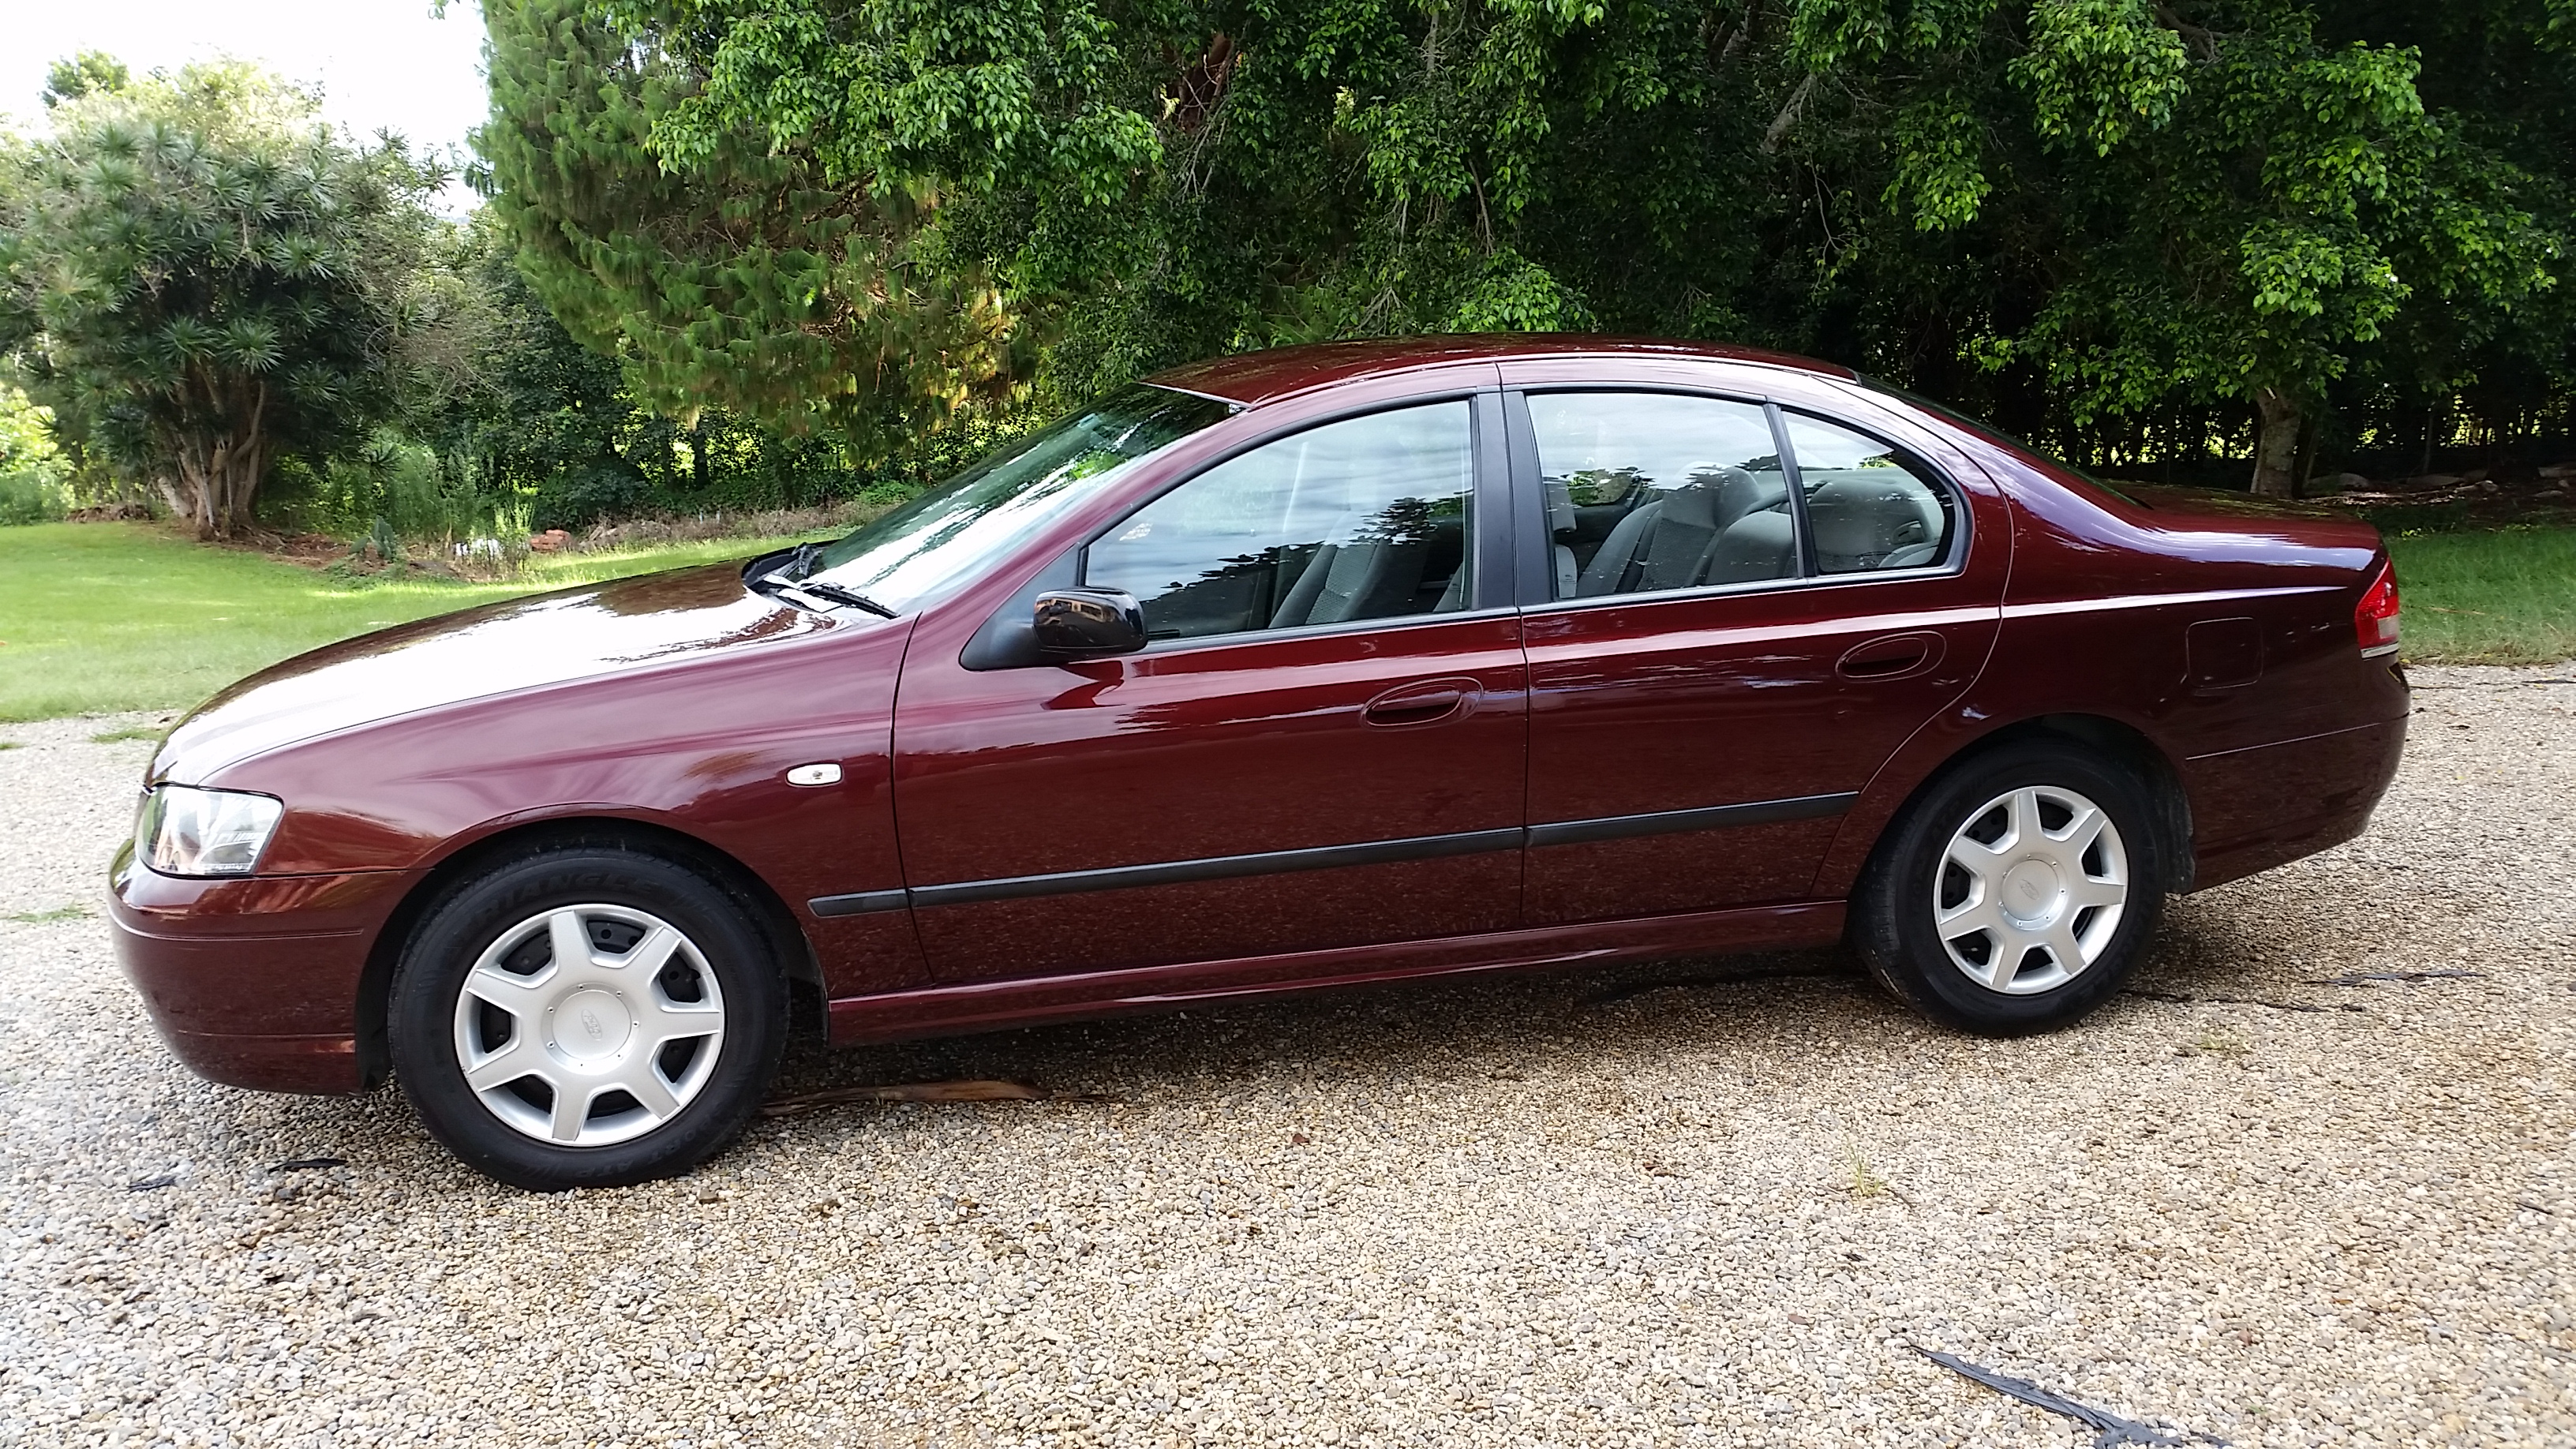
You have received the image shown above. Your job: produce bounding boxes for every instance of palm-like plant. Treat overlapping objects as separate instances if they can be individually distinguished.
[0,65,438,536]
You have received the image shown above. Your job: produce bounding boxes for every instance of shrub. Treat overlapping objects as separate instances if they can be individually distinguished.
[0,467,66,526]
[263,429,506,542]
[0,387,69,526]
[533,456,650,531]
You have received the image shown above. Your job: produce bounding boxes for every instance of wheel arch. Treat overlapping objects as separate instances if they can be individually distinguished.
[1825,711,2196,904]
[1996,715,2194,892]
[354,816,822,1089]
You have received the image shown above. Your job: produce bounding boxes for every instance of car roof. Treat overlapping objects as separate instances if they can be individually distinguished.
[1144,335,1859,407]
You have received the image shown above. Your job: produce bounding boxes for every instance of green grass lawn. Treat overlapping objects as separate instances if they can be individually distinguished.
[1,518,2567,725]
[0,522,834,723]
[2384,526,2576,665]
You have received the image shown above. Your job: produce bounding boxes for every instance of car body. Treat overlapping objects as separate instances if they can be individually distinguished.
[108,336,2408,1184]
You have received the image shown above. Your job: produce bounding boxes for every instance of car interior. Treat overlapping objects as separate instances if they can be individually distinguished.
[1084,402,1475,639]
[1080,393,1960,640]
[1535,395,1956,597]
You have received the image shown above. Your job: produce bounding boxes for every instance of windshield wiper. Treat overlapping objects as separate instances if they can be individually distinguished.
[797,580,897,618]
[748,568,897,619]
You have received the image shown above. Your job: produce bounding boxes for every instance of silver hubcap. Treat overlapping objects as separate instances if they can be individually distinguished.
[1934,784,2129,994]
[451,904,726,1147]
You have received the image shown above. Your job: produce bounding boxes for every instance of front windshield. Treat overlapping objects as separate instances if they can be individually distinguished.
[802,385,1236,609]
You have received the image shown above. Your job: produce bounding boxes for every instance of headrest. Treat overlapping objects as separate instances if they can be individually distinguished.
[1657,466,1743,531]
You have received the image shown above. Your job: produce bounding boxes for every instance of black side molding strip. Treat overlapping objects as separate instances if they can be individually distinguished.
[913,827,1526,908]
[1525,792,1855,848]
[807,889,909,919]
[806,792,1855,918]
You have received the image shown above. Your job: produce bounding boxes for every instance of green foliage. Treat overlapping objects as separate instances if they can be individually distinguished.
[479,0,1032,451]
[264,429,513,542]
[41,53,129,109]
[511,0,2567,498]
[0,62,447,534]
[2009,0,2187,157]
[0,385,66,525]
[533,457,651,531]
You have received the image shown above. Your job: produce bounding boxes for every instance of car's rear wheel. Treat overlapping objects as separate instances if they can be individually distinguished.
[389,845,785,1190]
[1852,740,2163,1034]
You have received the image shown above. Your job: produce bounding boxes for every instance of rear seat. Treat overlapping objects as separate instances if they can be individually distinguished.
[1573,465,1794,596]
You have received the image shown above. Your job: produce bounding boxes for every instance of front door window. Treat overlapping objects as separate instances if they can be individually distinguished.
[1084,402,1477,639]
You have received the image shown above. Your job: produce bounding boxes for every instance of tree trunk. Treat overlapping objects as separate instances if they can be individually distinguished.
[2251,388,2301,498]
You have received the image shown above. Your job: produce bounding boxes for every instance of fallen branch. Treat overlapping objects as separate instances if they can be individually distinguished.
[760,1080,1050,1117]
[1914,1346,2226,1447]
[2125,987,2366,1015]
[2305,970,2486,987]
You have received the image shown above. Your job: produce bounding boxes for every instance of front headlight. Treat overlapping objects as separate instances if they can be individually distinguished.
[136,785,284,878]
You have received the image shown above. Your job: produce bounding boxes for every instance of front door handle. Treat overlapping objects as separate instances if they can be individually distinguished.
[1836,631,1945,681]
[1363,678,1476,726]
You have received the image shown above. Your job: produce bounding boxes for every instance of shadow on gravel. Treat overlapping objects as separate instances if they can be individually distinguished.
[744,902,2297,1133]
[762,945,1881,1113]
[154,900,2340,1188]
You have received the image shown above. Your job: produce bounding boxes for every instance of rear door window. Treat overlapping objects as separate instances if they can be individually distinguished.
[1779,412,1956,574]
[1524,392,1796,600]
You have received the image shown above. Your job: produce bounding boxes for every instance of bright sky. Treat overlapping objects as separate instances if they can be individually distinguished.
[0,0,490,212]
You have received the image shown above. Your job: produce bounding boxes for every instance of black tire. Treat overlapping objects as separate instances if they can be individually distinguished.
[1851,739,2164,1035]
[389,844,786,1190]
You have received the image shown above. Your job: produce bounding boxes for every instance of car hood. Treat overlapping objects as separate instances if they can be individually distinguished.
[154,564,841,785]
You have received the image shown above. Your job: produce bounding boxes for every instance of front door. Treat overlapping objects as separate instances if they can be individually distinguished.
[1509,388,2004,925]
[891,397,1529,983]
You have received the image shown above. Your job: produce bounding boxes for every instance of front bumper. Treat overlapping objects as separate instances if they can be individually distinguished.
[107,843,407,1093]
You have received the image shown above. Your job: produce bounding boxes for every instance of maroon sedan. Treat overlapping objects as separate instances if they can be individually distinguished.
[110,337,2408,1189]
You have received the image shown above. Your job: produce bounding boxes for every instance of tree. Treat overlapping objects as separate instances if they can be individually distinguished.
[41,52,129,109]
[1791,0,2555,494]
[530,0,2567,492]
[478,0,1033,452]
[0,62,445,535]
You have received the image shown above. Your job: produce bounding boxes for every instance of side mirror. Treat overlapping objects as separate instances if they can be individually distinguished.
[1032,588,1148,659]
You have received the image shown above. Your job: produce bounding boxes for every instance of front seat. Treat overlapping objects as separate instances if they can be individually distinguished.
[1270,523,1430,627]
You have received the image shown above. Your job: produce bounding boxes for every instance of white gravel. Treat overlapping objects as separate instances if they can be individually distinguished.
[1,672,2570,1448]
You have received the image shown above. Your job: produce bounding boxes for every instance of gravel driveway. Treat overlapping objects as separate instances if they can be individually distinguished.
[2,668,2570,1448]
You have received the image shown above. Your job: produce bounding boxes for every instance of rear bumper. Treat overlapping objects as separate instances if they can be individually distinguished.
[107,844,406,1094]
[2183,716,2406,892]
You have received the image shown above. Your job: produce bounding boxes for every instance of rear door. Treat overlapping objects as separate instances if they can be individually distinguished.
[1506,382,2007,925]
[889,392,1530,983]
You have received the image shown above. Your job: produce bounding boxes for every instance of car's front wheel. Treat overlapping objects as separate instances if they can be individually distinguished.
[1852,740,2164,1035]
[389,844,785,1190]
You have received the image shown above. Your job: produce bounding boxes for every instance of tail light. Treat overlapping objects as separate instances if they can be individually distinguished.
[2355,560,2400,657]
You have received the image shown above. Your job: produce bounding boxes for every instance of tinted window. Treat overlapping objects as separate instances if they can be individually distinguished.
[1781,413,1956,574]
[1084,402,1475,642]
[1526,392,1795,600]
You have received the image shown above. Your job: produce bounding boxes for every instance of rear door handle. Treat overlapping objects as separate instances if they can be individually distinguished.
[1836,631,1945,681]
[1363,678,1475,726]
